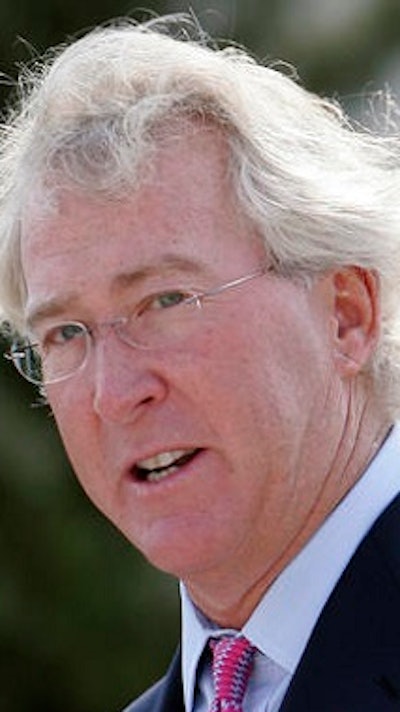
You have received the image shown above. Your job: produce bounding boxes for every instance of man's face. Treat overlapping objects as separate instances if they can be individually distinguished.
[21,125,344,605]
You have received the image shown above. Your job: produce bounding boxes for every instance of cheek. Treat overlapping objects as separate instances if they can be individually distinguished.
[196,310,333,463]
[196,308,322,405]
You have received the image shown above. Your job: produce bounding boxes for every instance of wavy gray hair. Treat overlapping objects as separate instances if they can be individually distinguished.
[1,15,400,413]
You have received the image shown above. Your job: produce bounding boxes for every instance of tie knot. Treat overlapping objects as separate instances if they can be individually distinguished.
[209,635,256,711]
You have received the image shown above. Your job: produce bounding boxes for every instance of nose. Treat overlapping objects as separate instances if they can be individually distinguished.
[90,330,167,423]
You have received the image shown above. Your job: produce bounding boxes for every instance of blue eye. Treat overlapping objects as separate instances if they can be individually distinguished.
[44,323,85,347]
[138,290,192,314]
[155,291,188,309]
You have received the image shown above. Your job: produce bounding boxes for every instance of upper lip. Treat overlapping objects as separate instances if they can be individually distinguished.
[136,448,198,472]
[124,446,202,477]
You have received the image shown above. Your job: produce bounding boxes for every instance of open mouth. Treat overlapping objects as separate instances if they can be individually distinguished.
[134,448,201,483]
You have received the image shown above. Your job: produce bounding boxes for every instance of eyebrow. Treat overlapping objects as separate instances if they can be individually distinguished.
[25,253,209,330]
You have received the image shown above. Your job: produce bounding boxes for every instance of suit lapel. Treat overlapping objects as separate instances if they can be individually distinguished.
[137,495,400,711]
[280,494,400,711]
[154,647,184,712]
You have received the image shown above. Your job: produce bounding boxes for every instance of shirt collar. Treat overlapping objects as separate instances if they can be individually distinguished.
[181,424,400,710]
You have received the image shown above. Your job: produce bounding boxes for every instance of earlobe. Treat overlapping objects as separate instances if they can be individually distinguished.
[331,267,380,377]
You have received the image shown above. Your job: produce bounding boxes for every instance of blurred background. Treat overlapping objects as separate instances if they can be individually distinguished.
[1,0,400,710]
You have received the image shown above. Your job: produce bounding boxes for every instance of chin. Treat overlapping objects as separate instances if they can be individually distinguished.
[127,522,229,581]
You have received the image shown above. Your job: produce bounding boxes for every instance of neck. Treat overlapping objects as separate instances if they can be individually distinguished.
[185,408,391,629]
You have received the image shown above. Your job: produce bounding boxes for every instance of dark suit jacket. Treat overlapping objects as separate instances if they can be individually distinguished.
[123,494,400,711]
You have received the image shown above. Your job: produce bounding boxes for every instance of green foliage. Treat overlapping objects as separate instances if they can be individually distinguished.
[0,338,179,712]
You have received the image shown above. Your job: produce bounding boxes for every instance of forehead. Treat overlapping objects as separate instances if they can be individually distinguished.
[20,124,264,322]
[24,121,232,227]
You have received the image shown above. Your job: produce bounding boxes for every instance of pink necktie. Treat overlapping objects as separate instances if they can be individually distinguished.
[209,635,256,712]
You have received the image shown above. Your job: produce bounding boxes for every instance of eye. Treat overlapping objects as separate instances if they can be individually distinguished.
[138,290,193,314]
[42,322,85,348]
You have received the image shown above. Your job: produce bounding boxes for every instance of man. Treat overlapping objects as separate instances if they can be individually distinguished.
[1,14,400,711]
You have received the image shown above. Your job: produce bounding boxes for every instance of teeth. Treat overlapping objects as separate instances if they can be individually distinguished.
[135,448,199,483]
[146,464,180,482]
[137,449,192,472]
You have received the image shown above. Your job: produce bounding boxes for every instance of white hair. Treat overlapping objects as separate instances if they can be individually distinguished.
[1,14,400,414]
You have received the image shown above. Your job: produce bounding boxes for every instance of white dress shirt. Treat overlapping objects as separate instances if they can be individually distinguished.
[181,424,400,712]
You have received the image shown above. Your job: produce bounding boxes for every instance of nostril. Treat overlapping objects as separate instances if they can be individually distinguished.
[141,395,154,405]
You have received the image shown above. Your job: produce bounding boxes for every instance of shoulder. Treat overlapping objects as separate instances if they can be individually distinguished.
[121,647,183,712]
[122,678,167,712]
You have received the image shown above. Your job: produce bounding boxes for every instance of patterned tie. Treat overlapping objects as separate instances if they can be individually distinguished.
[209,635,256,712]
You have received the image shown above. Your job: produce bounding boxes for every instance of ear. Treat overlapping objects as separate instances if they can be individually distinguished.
[330,267,380,377]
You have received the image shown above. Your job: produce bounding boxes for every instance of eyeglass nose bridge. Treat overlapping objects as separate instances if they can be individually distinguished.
[89,314,145,351]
